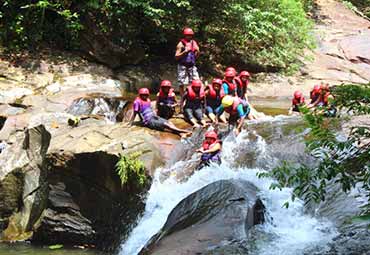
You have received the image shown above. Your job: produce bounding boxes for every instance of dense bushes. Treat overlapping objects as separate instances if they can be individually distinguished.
[0,0,313,69]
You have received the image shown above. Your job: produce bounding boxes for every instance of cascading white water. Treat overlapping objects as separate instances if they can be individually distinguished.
[120,117,338,255]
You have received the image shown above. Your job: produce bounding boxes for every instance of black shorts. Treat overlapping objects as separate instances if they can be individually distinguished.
[184,107,203,122]
[146,116,167,131]
[157,104,175,119]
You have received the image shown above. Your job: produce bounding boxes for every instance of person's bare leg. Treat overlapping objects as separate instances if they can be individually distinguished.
[208,113,216,123]
[179,85,185,113]
[164,122,191,136]
[189,118,200,127]
[219,114,227,124]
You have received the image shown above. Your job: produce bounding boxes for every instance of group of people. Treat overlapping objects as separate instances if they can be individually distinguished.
[130,27,337,168]
[289,82,336,117]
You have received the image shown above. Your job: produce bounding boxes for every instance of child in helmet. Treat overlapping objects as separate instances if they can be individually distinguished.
[205,78,226,123]
[222,68,237,96]
[215,95,252,136]
[309,84,321,104]
[182,79,207,127]
[131,88,191,137]
[234,70,251,101]
[309,84,336,117]
[196,130,222,168]
[289,90,305,115]
[156,80,177,119]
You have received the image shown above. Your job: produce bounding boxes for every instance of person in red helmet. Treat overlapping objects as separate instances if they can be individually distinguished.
[310,84,321,104]
[289,90,306,115]
[196,130,222,168]
[204,78,226,123]
[225,67,237,76]
[131,88,191,137]
[156,80,177,119]
[175,27,200,112]
[222,70,237,96]
[182,79,207,127]
[234,70,251,101]
[309,83,336,116]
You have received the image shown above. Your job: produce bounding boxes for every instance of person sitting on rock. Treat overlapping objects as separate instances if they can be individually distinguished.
[156,80,177,119]
[182,79,207,127]
[289,90,305,115]
[205,78,226,123]
[175,27,200,113]
[131,88,191,137]
[309,84,337,117]
[197,130,222,169]
[215,95,252,136]
[310,84,321,104]
[234,70,251,101]
[222,69,237,96]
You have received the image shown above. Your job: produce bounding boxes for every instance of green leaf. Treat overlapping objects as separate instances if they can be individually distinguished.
[49,244,63,250]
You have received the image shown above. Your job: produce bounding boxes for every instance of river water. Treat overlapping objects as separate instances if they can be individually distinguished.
[119,116,338,255]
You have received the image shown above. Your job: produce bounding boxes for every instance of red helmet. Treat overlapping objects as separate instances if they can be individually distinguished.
[139,88,150,95]
[225,70,236,78]
[212,78,223,85]
[225,67,236,74]
[183,28,194,36]
[191,79,202,87]
[160,80,172,87]
[239,71,250,78]
[205,131,218,140]
[294,90,303,99]
[313,85,321,93]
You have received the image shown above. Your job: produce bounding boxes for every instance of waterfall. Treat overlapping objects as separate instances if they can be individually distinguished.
[120,116,338,254]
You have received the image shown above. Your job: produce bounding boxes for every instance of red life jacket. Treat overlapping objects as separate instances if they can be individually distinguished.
[157,88,175,101]
[187,85,205,101]
[234,77,248,90]
[180,39,198,52]
[225,97,241,115]
[319,92,331,106]
[207,84,225,100]
[292,96,305,106]
[135,97,151,108]
[223,79,237,92]
[202,139,221,150]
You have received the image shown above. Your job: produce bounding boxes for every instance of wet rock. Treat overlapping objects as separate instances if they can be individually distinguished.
[67,96,128,122]
[0,123,166,250]
[140,180,265,255]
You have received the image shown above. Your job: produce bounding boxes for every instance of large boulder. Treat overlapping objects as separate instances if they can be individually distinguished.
[0,121,167,251]
[140,179,265,255]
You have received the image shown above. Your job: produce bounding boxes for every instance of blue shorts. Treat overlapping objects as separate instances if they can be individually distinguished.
[206,106,216,115]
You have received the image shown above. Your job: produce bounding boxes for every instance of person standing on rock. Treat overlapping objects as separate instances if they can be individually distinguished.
[130,88,191,137]
[175,27,200,112]
[156,80,177,119]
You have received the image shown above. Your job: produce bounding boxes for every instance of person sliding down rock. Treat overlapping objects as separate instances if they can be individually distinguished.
[175,27,200,112]
[182,79,207,128]
[215,95,253,136]
[156,80,177,119]
[130,88,191,137]
[196,131,222,169]
[289,90,306,115]
[204,78,226,123]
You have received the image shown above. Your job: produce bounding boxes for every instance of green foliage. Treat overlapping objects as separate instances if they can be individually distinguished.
[0,0,314,69]
[115,151,147,188]
[49,244,63,249]
[258,84,370,218]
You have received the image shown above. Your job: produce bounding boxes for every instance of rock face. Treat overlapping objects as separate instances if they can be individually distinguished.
[0,122,166,251]
[140,180,265,255]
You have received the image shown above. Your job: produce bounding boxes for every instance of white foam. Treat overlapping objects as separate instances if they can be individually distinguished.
[120,129,337,255]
